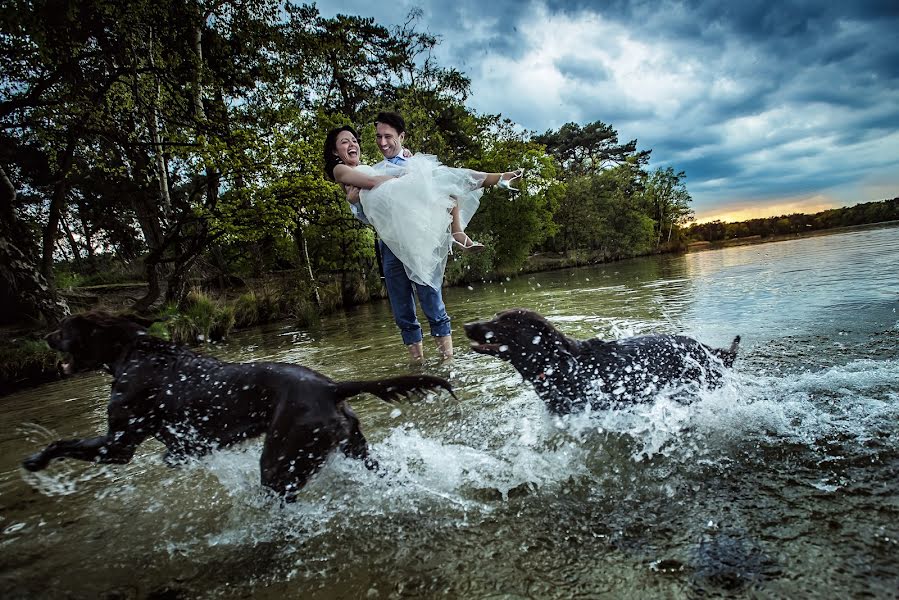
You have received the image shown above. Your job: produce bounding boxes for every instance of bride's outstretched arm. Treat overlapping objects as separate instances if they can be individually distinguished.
[333,164,394,190]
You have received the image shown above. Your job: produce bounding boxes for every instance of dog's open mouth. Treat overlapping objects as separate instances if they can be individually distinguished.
[468,342,503,355]
[464,322,509,356]
[59,355,75,375]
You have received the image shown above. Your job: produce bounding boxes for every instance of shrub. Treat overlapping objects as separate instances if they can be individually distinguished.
[164,290,236,344]
[234,291,261,328]
[0,338,60,394]
[444,232,498,285]
[317,281,343,314]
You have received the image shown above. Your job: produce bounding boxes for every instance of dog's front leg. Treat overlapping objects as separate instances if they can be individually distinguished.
[22,431,143,471]
[23,403,150,472]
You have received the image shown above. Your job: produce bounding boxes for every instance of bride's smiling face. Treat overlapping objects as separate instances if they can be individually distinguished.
[333,130,361,166]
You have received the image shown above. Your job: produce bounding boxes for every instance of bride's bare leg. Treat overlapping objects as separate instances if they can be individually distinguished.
[480,172,501,187]
[472,169,522,188]
[449,196,484,252]
[450,203,463,235]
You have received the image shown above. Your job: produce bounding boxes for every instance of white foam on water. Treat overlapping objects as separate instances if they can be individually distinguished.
[186,356,898,530]
[17,353,897,558]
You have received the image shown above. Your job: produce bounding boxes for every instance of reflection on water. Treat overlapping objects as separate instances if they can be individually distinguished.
[2,224,898,599]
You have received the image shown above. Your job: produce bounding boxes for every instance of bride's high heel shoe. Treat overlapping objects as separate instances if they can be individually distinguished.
[496,168,524,192]
[451,232,485,254]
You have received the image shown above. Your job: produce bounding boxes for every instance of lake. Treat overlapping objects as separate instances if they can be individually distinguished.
[2,223,898,598]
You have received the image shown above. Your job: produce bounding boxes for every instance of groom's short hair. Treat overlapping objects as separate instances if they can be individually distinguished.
[374,111,406,134]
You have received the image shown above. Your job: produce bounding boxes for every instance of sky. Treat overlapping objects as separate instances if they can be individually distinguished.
[318,0,899,222]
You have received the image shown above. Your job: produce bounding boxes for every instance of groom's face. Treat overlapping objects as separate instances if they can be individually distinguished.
[375,122,405,159]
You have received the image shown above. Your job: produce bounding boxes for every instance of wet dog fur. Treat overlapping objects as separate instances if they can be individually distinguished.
[24,312,455,500]
[464,308,739,414]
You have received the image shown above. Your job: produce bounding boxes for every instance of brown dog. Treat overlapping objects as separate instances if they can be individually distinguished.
[24,312,454,501]
[464,308,739,414]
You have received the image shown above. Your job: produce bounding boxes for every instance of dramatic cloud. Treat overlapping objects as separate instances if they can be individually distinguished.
[319,0,899,220]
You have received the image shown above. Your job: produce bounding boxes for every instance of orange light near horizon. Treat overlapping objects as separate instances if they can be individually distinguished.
[694,199,840,224]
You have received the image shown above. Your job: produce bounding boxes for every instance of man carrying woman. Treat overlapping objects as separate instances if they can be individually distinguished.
[323,111,521,361]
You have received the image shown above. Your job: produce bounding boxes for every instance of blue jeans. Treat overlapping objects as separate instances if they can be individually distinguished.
[380,241,451,345]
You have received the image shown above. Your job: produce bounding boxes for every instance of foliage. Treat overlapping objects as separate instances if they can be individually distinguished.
[533,120,651,177]
[641,167,694,246]
[444,232,498,285]
[547,160,655,258]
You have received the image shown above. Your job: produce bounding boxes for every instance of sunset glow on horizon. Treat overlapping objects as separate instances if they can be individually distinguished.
[692,195,843,224]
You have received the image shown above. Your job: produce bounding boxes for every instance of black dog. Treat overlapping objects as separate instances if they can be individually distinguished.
[24,312,454,500]
[464,308,740,414]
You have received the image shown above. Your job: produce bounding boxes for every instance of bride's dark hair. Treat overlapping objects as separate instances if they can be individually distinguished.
[323,125,360,181]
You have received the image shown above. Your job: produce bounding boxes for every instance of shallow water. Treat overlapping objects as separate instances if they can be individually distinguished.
[2,224,898,599]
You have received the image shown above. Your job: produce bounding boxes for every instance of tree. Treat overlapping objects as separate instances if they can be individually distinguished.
[547,160,654,258]
[2,0,287,311]
[534,120,651,177]
[641,167,693,247]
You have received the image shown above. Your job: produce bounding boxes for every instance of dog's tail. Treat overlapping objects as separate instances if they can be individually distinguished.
[334,375,456,404]
[715,335,741,367]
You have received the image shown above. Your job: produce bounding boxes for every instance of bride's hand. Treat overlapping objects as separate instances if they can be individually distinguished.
[402,148,413,158]
[345,186,361,203]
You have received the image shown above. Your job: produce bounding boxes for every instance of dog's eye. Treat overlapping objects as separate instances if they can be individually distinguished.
[532,335,541,344]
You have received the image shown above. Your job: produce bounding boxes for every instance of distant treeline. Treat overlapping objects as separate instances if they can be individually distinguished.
[685,197,899,241]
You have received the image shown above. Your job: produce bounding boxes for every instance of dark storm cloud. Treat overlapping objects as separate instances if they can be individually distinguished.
[318,0,899,217]
[555,56,611,83]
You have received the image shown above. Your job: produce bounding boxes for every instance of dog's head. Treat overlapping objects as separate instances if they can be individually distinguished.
[463,308,578,371]
[45,312,151,374]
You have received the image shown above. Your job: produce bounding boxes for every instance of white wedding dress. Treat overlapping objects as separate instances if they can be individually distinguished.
[358,154,485,290]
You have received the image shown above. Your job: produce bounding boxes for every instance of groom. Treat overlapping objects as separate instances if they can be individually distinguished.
[347,111,454,361]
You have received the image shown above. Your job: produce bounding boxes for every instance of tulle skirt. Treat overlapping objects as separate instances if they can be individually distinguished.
[360,154,484,290]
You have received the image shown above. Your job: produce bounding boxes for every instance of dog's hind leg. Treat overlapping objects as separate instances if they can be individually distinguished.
[339,404,378,471]
[259,400,331,501]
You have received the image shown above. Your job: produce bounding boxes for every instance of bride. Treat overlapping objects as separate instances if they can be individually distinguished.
[324,124,522,291]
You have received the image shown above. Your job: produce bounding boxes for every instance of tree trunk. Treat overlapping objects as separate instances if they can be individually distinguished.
[164,261,192,308]
[133,259,162,313]
[76,201,96,258]
[59,214,83,269]
[0,165,69,325]
[40,140,75,277]
[294,221,321,306]
[192,21,205,120]
[147,28,172,216]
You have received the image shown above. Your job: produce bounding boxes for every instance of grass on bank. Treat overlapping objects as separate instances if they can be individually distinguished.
[0,338,59,395]
[152,274,368,345]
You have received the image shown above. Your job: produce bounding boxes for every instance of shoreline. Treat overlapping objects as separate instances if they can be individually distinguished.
[4,219,897,397]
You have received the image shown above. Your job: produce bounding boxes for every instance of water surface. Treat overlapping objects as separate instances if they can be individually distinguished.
[2,224,898,598]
